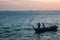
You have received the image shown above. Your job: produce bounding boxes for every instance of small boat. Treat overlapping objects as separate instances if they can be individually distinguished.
[32,25,58,33]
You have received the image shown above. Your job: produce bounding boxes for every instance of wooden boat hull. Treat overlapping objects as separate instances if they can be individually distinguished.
[32,26,58,33]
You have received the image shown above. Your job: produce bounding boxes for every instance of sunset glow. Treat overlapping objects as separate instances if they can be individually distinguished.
[0,0,60,11]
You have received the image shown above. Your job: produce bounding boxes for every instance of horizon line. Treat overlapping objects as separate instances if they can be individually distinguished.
[0,10,60,12]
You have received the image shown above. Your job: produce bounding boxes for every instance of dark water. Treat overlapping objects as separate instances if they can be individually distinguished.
[0,11,60,40]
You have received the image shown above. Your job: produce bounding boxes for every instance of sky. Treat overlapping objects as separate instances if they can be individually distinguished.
[0,0,60,11]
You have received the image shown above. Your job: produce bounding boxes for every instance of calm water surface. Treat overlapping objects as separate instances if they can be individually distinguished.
[0,11,60,40]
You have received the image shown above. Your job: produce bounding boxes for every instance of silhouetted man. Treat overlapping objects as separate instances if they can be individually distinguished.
[37,22,40,29]
[42,23,45,28]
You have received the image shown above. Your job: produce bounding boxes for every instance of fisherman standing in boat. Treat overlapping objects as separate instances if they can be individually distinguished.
[42,23,45,29]
[37,22,41,29]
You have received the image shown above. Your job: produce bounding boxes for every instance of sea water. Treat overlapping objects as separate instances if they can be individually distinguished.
[0,11,60,40]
